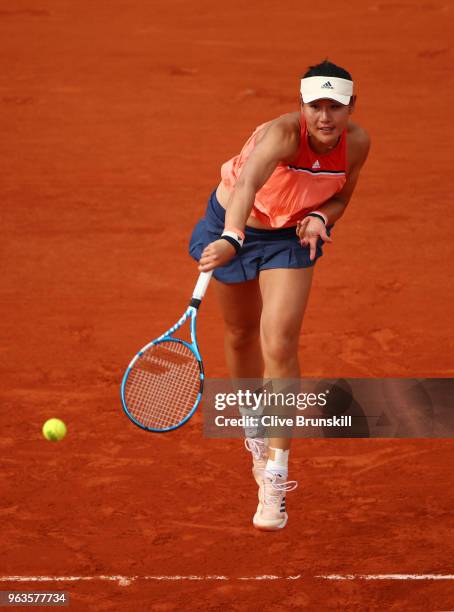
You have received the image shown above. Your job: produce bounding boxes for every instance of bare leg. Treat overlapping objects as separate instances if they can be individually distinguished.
[213,278,264,379]
[259,267,314,455]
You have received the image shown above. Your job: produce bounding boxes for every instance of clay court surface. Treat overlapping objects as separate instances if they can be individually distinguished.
[1,1,453,609]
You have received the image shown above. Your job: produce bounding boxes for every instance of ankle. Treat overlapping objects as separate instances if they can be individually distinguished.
[265,447,289,479]
[245,437,268,460]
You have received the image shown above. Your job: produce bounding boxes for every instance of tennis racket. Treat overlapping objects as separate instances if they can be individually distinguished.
[121,271,213,432]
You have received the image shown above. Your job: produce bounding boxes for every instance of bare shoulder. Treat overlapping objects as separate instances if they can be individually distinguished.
[272,112,300,140]
[257,112,300,141]
[346,121,371,167]
[273,111,301,129]
[255,112,300,161]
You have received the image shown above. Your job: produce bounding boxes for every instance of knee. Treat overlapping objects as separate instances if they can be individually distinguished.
[261,328,298,363]
[224,323,260,351]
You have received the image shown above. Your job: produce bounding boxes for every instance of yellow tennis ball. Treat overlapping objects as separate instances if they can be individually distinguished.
[42,418,67,442]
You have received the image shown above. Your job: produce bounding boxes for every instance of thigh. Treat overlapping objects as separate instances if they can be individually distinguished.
[213,278,262,331]
[259,267,314,337]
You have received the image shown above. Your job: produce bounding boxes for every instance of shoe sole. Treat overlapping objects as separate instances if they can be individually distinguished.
[253,505,288,531]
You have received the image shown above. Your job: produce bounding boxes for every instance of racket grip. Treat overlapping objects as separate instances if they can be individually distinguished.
[191,271,213,305]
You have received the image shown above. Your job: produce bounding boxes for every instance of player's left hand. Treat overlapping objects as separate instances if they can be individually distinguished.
[296,217,332,261]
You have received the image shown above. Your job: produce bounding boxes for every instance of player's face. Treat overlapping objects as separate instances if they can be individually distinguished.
[302,99,352,148]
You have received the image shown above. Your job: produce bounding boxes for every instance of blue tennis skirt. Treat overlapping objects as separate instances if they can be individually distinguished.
[188,189,331,284]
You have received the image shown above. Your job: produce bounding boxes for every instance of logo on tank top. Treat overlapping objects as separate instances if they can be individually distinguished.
[312,160,321,169]
[321,81,334,89]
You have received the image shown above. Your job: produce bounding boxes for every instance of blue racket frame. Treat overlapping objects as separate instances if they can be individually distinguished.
[121,271,212,433]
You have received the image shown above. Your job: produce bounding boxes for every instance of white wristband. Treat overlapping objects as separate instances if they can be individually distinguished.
[221,230,244,248]
[308,210,328,225]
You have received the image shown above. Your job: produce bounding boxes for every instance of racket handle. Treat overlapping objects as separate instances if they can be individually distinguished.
[190,271,213,307]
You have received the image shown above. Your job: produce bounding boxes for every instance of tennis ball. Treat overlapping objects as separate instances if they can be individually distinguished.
[42,418,67,442]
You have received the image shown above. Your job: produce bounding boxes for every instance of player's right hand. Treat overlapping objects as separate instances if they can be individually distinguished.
[198,239,236,272]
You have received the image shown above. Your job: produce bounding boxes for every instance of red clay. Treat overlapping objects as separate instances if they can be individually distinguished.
[1,1,453,609]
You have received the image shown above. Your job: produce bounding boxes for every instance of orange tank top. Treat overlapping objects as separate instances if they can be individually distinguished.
[220,116,347,228]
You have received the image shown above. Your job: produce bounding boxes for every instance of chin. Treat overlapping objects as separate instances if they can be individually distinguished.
[323,133,342,148]
[321,129,340,140]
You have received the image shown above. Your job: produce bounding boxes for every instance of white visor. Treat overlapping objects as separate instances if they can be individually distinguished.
[300,76,354,105]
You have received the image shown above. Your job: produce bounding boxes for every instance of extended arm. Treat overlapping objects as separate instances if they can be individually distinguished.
[199,121,299,272]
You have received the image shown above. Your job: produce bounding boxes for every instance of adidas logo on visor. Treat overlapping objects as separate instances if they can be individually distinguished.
[321,81,334,89]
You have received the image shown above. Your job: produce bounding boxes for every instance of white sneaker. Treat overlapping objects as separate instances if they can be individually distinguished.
[253,472,298,531]
[244,437,268,486]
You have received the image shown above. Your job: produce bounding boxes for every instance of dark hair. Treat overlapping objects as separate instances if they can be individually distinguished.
[303,59,352,81]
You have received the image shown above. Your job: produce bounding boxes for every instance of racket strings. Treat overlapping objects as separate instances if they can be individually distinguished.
[124,340,201,430]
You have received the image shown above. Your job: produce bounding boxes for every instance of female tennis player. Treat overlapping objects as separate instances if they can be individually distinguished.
[189,60,370,531]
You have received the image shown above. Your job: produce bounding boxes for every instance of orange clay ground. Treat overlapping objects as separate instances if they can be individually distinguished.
[1,1,453,610]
